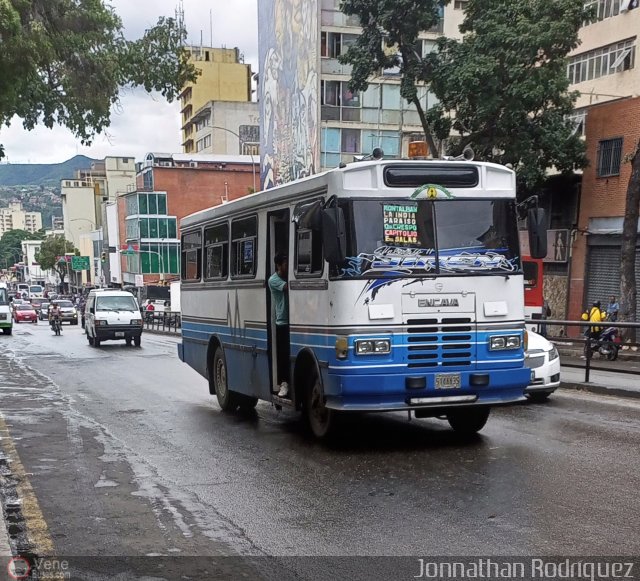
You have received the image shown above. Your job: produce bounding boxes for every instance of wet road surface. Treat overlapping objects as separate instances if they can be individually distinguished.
[1,323,639,578]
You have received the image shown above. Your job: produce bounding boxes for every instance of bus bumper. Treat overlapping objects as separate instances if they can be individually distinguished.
[324,367,530,412]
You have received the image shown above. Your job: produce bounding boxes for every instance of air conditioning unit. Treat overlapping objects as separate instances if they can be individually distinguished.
[189,162,198,168]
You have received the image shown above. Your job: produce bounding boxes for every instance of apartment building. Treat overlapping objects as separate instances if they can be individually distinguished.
[561,2,640,326]
[61,156,136,248]
[0,202,42,235]
[190,100,260,157]
[180,47,254,154]
[567,1,639,131]
[257,0,466,188]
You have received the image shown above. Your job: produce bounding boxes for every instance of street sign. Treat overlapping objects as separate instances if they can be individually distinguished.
[135,274,144,288]
[71,256,91,271]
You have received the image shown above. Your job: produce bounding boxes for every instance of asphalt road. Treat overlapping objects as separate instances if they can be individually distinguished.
[1,323,640,579]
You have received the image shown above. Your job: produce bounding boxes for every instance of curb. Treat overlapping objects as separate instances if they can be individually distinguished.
[143,328,181,337]
[559,381,640,401]
[0,507,10,557]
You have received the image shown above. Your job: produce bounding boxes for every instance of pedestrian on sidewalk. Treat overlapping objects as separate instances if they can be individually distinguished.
[607,296,619,322]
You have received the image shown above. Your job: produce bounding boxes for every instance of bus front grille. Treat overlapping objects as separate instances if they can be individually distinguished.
[405,317,475,370]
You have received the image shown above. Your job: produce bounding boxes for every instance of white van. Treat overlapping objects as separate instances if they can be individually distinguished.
[0,283,13,335]
[84,290,143,347]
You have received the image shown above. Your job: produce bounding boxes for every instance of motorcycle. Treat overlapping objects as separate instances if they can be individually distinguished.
[50,317,62,336]
[584,326,620,361]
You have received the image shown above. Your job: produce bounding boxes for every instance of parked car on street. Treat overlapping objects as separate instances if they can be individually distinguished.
[525,331,561,402]
[13,304,38,324]
[51,300,79,325]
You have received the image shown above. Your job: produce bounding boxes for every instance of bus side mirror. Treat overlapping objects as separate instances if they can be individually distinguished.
[321,207,347,265]
[528,208,548,259]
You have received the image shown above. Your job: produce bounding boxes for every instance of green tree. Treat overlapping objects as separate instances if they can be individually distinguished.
[0,229,36,266]
[0,0,197,158]
[338,0,444,156]
[425,0,588,194]
[35,235,78,289]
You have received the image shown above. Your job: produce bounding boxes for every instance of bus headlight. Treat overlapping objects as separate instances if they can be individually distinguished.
[489,335,521,351]
[355,339,391,355]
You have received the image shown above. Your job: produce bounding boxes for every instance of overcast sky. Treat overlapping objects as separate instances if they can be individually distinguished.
[0,0,259,165]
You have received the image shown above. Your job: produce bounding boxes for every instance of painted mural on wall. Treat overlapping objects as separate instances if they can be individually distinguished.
[258,0,319,189]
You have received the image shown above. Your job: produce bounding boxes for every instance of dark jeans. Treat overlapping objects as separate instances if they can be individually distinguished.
[275,324,290,385]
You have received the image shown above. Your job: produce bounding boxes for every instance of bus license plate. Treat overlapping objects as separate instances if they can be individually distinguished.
[435,373,461,389]
[115,332,125,338]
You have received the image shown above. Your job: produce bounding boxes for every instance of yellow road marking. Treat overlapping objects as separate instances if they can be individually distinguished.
[0,412,55,556]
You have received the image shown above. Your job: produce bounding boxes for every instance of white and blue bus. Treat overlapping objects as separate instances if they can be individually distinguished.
[178,159,546,438]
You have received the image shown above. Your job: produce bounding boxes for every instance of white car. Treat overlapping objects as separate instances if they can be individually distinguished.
[525,331,561,402]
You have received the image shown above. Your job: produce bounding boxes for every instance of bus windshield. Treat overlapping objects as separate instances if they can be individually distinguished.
[0,289,7,305]
[339,199,520,277]
[29,285,43,293]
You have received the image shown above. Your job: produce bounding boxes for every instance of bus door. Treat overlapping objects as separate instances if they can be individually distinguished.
[266,209,290,395]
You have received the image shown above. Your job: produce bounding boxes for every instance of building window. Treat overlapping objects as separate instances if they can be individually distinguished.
[341,129,361,154]
[584,0,623,24]
[567,38,636,84]
[568,109,588,137]
[320,32,359,58]
[454,0,469,8]
[321,128,341,167]
[181,231,202,282]
[597,137,623,177]
[204,223,229,280]
[231,216,257,278]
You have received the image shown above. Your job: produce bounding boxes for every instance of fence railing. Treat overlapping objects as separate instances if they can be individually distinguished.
[529,318,640,383]
[143,311,181,334]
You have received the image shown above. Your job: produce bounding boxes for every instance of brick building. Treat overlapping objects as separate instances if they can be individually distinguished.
[117,153,258,286]
[567,96,640,328]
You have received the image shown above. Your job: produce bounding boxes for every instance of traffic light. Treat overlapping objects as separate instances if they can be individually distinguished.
[100,251,107,263]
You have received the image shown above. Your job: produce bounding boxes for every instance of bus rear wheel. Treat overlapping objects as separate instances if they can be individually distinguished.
[305,371,335,439]
[447,407,491,435]
[212,348,239,412]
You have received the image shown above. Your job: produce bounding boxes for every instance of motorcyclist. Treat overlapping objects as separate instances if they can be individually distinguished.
[49,303,62,331]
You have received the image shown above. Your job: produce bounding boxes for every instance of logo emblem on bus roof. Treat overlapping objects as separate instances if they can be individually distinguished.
[411,183,454,200]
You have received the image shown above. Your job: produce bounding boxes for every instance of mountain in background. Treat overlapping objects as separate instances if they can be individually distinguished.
[0,155,96,187]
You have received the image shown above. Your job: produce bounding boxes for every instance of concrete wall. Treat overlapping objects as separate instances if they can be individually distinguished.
[567,96,640,327]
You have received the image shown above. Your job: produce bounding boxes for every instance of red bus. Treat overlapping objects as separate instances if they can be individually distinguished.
[523,256,544,324]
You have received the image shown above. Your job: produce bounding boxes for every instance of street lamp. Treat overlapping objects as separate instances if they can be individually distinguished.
[209,126,258,193]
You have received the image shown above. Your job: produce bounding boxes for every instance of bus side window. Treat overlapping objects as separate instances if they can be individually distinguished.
[295,228,323,276]
[231,216,257,278]
[204,223,229,280]
[181,230,203,282]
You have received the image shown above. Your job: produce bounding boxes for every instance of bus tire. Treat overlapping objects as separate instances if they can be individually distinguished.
[447,407,490,435]
[212,347,239,412]
[305,370,335,439]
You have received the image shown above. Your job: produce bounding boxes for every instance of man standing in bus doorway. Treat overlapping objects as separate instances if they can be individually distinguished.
[269,253,290,398]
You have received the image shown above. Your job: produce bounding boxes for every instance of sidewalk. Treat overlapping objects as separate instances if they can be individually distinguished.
[560,361,640,400]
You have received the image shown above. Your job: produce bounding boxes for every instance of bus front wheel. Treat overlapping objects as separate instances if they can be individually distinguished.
[305,372,335,439]
[212,348,239,412]
[447,407,491,435]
